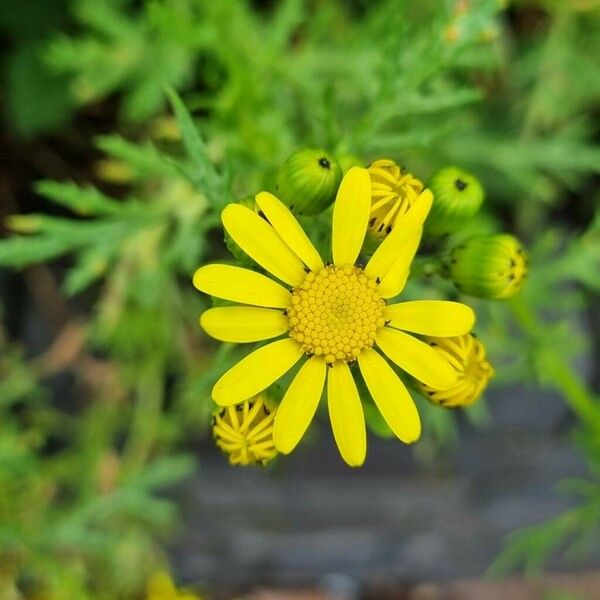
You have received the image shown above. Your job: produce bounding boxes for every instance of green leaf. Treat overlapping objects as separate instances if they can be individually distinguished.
[62,245,115,296]
[165,88,209,169]
[95,135,179,178]
[165,86,226,204]
[0,236,74,268]
[10,214,145,246]
[35,180,140,216]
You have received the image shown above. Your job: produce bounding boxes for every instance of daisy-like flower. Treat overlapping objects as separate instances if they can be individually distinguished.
[418,334,494,408]
[212,395,277,466]
[193,167,475,466]
[367,159,424,238]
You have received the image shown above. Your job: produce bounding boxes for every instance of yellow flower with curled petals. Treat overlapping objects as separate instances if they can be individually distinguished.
[367,159,424,238]
[418,334,494,407]
[193,167,475,466]
[146,571,200,600]
[213,395,277,466]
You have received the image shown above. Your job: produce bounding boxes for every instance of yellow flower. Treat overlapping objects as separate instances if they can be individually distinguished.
[212,395,277,466]
[193,168,475,466]
[146,571,200,600]
[367,159,424,239]
[418,334,494,407]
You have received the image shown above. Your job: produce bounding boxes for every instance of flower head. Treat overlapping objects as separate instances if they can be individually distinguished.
[445,234,528,299]
[194,167,475,466]
[212,396,277,466]
[418,334,494,407]
[367,159,424,239]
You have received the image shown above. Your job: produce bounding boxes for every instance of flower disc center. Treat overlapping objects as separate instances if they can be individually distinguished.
[288,265,386,364]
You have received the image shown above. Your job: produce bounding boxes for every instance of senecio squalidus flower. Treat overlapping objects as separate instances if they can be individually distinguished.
[193,168,475,466]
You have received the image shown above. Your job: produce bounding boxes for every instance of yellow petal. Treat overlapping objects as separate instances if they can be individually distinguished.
[376,327,457,389]
[193,264,290,308]
[385,301,475,336]
[327,361,366,467]
[200,306,288,343]
[332,167,371,266]
[147,572,177,597]
[213,339,304,406]
[366,189,433,280]
[357,348,421,443]
[273,356,326,454]
[255,191,324,272]
[222,203,305,286]
[377,230,421,298]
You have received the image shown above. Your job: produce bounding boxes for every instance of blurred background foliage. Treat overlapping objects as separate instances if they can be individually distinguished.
[0,0,599,597]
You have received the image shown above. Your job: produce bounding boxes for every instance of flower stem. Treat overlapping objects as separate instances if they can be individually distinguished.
[509,296,600,431]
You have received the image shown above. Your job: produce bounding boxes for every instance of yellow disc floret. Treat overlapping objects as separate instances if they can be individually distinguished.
[288,264,386,364]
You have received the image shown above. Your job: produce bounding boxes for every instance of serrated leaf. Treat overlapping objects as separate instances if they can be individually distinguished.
[11,214,145,246]
[95,135,179,178]
[0,236,74,267]
[382,88,482,119]
[165,87,225,205]
[165,87,208,171]
[35,180,139,216]
[62,245,115,296]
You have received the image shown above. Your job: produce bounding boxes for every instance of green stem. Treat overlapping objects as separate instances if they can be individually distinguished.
[122,358,165,474]
[509,297,600,431]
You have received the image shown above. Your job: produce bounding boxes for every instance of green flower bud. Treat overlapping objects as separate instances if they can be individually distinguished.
[225,197,256,265]
[444,234,528,299]
[275,148,342,215]
[426,166,484,236]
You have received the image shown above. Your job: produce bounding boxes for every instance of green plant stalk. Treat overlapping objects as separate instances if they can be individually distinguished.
[509,296,600,432]
[122,359,166,475]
